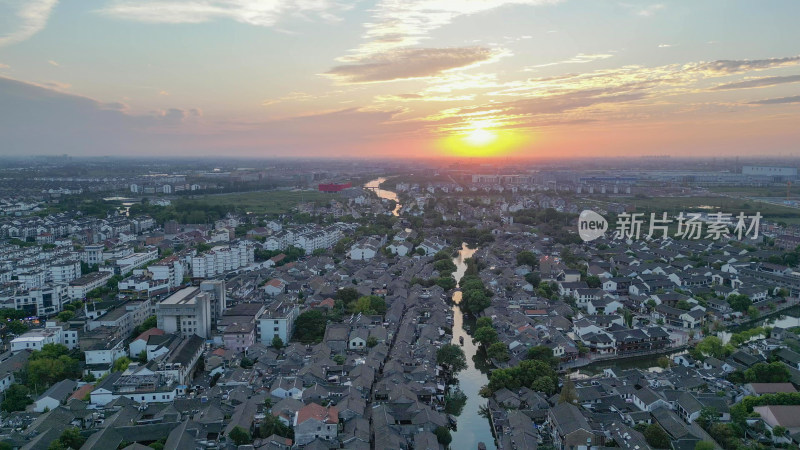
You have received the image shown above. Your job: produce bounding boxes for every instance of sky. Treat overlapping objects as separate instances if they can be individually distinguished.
[1,0,800,159]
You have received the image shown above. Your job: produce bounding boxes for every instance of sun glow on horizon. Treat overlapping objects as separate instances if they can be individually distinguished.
[438,121,529,157]
[464,127,498,147]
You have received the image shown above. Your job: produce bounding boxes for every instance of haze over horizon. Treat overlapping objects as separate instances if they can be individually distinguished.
[2,0,800,159]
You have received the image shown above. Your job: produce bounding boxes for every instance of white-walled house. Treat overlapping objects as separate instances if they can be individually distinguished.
[33,379,76,412]
[90,369,177,406]
[129,328,166,358]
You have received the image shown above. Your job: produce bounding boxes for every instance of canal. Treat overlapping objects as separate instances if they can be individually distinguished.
[364,177,401,216]
[365,177,494,448]
[450,244,496,450]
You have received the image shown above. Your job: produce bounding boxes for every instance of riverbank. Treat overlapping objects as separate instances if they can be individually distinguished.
[561,345,689,374]
[448,243,497,450]
[727,301,800,332]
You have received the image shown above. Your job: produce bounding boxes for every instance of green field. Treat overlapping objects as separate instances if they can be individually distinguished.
[195,190,331,214]
[624,196,800,225]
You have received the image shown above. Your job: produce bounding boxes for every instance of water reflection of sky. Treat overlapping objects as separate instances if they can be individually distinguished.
[450,244,497,450]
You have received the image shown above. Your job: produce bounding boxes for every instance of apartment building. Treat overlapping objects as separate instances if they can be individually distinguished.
[67,271,113,300]
[156,287,212,339]
[191,241,254,278]
[257,301,299,344]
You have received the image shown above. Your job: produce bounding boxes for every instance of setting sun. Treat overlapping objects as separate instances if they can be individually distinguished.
[438,124,528,158]
[464,128,497,147]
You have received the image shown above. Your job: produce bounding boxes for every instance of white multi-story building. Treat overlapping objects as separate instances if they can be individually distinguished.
[67,271,113,300]
[17,270,47,289]
[112,249,158,273]
[4,285,68,316]
[191,241,253,278]
[87,300,150,337]
[257,301,299,344]
[84,337,127,368]
[199,279,226,323]
[50,260,81,284]
[156,287,212,338]
[10,321,79,352]
[148,256,185,289]
[83,245,105,265]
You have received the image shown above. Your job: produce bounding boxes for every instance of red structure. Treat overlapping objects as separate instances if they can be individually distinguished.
[318,182,351,192]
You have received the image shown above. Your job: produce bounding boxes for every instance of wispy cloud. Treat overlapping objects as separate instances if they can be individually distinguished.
[0,0,59,47]
[409,54,800,136]
[711,74,800,90]
[99,0,348,26]
[48,60,59,67]
[635,3,665,17]
[750,95,800,105]
[691,56,800,75]
[525,53,614,70]
[41,81,70,90]
[344,0,562,60]
[325,47,504,84]
[658,44,672,48]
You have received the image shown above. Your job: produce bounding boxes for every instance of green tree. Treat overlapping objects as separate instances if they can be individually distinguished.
[293,310,326,343]
[559,378,577,404]
[436,276,457,290]
[643,424,671,449]
[487,342,510,362]
[6,320,28,335]
[335,287,360,303]
[350,295,387,315]
[693,336,732,360]
[27,346,81,390]
[229,426,252,446]
[271,335,284,349]
[444,389,467,416]
[134,316,158,335]
[527,346,559,369]
[744,362,790,383]
[531,376,556,394]
[696,407,718,430]
[437,344,467,373]
[138,350,148,364]
[486,360,557,395]
[524,272,541,287]
[1,384,32,412]
[747,305,760,320]
[57,427,86,450]
[475,317,493,329]
[258,412,294,439]
[56,310,74,322]
[434,426,452,446]
[473,326,498,347]
[516,251,538,268]
[727,294,751,313]
[585,275,601,288]
[366,336,378,348]
[112,356,131,372]
[0,308,27,321]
